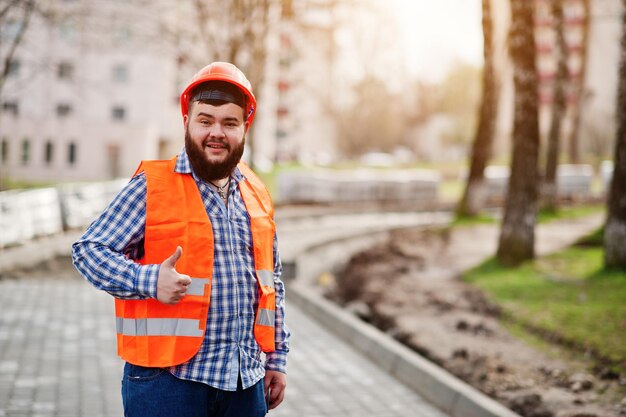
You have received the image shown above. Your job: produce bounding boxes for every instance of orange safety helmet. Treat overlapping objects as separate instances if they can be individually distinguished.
[180,62,257,125]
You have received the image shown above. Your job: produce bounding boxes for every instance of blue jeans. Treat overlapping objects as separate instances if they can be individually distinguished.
[121,363,267,417]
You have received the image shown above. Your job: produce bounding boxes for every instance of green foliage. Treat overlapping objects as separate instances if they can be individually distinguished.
[255,162,310,199]
[465,245,626,373]
[0,177,57,191]
[452,213,498,227]
[575,227,604,247]
[439,179,464,203]
[537,205,605,223]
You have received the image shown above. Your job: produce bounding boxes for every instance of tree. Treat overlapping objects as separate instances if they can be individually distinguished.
[0,0,35,100]
[496,0,540,266]
[542,0,568,212]
[309,0,406,159]
[565,0,590,163]
[604,0,626,270]
[334,75,409,157]
[175,0,277,168]
[457,0,499,217]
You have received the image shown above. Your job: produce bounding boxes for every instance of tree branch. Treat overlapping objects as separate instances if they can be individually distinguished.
[0,0,34,98]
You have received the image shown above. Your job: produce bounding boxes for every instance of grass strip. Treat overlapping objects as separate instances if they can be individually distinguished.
[463,230,626,374]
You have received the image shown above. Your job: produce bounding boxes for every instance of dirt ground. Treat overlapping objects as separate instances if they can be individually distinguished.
[327,222,626,417]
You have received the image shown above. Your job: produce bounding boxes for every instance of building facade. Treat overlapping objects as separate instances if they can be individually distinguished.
[0,0,188,183]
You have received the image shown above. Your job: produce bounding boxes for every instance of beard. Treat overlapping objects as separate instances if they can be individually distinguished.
[185,129,245,182]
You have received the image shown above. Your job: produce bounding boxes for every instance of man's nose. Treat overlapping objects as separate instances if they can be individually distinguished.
[209,123,226,138]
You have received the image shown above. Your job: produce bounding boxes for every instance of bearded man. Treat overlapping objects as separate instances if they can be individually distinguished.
[72,62,290,417]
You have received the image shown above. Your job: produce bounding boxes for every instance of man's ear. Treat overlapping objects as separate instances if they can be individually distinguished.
[183,114,189,125]
[243,120,250,134]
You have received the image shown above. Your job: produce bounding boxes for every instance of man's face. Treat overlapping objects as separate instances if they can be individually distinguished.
[184,101,248,182]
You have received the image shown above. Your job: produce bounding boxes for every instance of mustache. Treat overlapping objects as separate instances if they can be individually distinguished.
[203,139,230,149]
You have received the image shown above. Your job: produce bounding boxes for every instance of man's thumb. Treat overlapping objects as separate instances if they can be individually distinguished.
[164,246,182,268]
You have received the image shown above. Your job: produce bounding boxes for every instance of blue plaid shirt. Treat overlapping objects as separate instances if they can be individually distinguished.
[72,148,290,391]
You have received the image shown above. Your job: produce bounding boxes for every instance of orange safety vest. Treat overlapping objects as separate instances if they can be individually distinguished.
[114,157,276,367]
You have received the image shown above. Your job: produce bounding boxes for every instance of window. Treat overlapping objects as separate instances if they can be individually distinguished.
[56,103,73,117]
[21,139,30,165]
[107,144,121,178]
[58,61,74,80]
[59,22,77,41]
[112,106,126,121]
[1,138,8,163]
[2,101,19,116]
[7,60,20,77]
[277,106,289,118]
[3,20,24,40]
[276,129,287,139]
[68,142,77,166]
[115,26,132,43]
[112,64,128,82]
[44,141,54,165]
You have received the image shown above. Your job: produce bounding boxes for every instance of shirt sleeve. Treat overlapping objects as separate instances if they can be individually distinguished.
[71,173,160,299]
[264,233,291,373]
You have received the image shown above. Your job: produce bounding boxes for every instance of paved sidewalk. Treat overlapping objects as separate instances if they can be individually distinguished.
[0,262,448,417]
[0,209,604,417]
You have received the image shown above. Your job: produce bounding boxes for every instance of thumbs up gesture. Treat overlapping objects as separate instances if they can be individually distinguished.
[156,246,192,304]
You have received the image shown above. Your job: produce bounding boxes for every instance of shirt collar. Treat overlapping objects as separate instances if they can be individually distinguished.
[175,147,245,185]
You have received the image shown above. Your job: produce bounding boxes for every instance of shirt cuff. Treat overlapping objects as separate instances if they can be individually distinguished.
[265,350,288,374]
[134,264,160,299]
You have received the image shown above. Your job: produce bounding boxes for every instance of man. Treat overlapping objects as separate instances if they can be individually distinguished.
[72,62,289,417]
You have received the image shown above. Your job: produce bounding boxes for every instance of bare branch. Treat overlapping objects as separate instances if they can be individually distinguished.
[0,0,35,98]
[0,0,22,21]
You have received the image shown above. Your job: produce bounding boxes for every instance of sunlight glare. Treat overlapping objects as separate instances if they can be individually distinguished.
[387,0,483,82]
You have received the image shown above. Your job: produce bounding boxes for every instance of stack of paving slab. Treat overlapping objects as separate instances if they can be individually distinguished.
[276,169,441,205]
[483,164,596,202]
[0,179,127,248]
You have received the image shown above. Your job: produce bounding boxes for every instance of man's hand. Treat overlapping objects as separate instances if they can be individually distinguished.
[264,370,287,410]
[156,246,191,304]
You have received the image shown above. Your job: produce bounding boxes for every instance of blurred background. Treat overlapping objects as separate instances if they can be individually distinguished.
[1,1,626,416]
[0,0,619,186]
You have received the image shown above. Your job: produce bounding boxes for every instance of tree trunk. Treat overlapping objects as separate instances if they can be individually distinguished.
[543,0,568,212]
[604,0,626,269]
[496,0,540,266]
[566,0,590,164]
[242,0,271,171]
[457,0,499,217]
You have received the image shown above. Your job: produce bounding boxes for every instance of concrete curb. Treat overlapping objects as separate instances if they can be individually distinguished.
[288,283,522,417]
[0,231,81,273]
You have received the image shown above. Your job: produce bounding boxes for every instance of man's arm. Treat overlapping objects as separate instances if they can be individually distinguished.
[71,173,159,299]
[264,234,290,409]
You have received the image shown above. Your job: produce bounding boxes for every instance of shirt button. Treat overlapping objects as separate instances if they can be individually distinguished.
[238,278,244,284]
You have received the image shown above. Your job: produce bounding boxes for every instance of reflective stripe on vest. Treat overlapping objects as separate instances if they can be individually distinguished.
[116,318,203,337]
[256,308,275,327]
[114,157,277,367]
[257,270,275,288]
[187,278,210,296]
